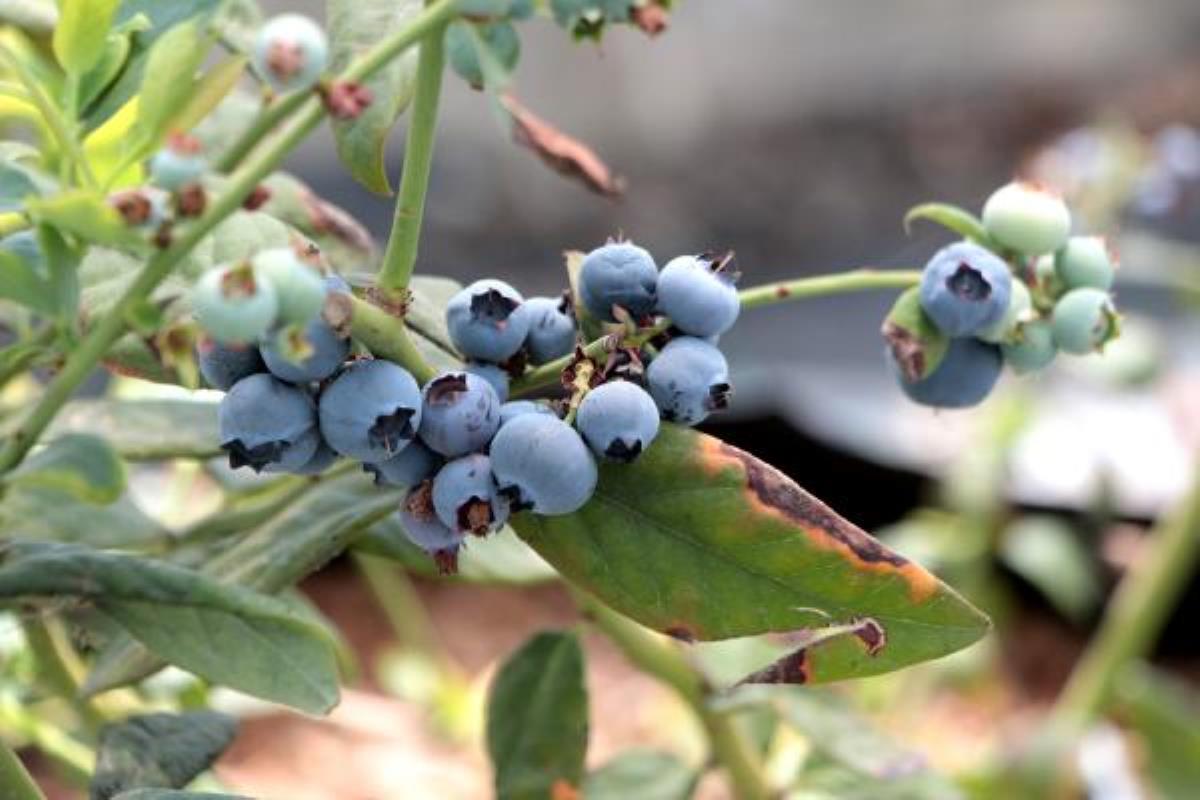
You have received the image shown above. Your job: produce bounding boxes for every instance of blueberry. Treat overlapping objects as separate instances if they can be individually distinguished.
[261,317,350,384]
[976,278,1032,344]
[982,181,1071,256]
[400,481,465,574]
[432,454,510,536]
[446,279,531,363]
[269,439,338,475]
[1055,236,1116,291]
[318,359,422,461]
[149,135,206,191]
[576,381,660,462]
[523,295,577,365]
[888,337,1002,409]
[1051,288,1119,355]
[489,413,597,515]
[364,440,442,487]
[219,374,320,472]
[578,241,658,321]
[918,242,1012,338]
[253,246,326,326]
[645,336,731,426]
[1002,319,1057,374]
[656,252,740,337]
[498,400,558,427]
[254,14,328,94]
[197,337,265,390]
[417,370,500,457]
[192,261,278,345]
[465,361,510,402]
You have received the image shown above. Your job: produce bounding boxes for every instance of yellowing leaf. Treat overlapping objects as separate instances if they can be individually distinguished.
[85,96,144,188]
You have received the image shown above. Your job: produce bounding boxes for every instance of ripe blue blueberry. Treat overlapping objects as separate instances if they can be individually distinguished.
[1055,236,1116,291]
[219,374,320,472]
[1002,319,1057,374]
[578,241,658,322]
[364,440,442,487]
[976,278,1032,344]
[656,252,740,337]
[318,359,422,461]
[888,337,1002,409]
[576,380,660,462]
[400,482,465,574]
[982,181,1071,255]
[523,295,577,365]
[197,337,265,390]
[645,336,731,426]
[498,400,558,427]
[489,413,597,515]
[918,242,1013,337]
[465,361,510,402]
[252,246,326,326]
[149,135,206,191]
[254,14,328,94]
[261,317,350,383]
[192,261,279,345]
[417,371,500,457]
[432,454,510,536]
[269,439,339,476]
[446,279,531,363]
[1051,288,1119,355]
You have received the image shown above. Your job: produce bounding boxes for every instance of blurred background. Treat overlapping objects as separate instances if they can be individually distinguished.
[14,0,1200,797]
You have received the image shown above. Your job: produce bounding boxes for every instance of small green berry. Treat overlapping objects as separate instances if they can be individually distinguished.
[192,261,279,344]
[1002,319,1057,373]
[252,246,326,326]
[982,181,1071,255]
[1051,288,1119,355]
[254,14,328,94]
[1055,236,1116,291]
[977,279,1032,344]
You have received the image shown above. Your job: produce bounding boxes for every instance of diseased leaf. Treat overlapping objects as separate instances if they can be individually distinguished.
[583,749,697,800]
[0,540,340,714]
[46,398,221,461]
[91,712,237,800]
[7,433,126,505]
[487,631,588,800]
[903,202,997,248]
[513,427,990,685]
[54,0,120,77]
[327,0,423,194]
[881,287,948,382]
[500,94,624,198]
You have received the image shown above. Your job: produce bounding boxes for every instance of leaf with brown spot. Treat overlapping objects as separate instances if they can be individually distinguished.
[500,94,624,199]
[512,426,990,685]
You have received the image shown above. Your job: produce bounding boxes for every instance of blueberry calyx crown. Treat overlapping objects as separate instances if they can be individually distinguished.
[404,480,437,520]
[945,262,991,302]
[425,373,469,405]
[469,288,519,325]
[699,249,741,285]
[604,438,643,463]
[706,382,733,411]
[496,483,533,513]
[458,497,495,537]
[266,38,306,82]
[367,407,416,453]
[219,261,259,300]
[224,439,288,472]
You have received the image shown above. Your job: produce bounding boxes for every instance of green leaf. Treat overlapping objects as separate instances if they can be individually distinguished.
[881,286,948,382]
[487,631,588,800]
[998,516,1100,622]
[77,28,136,111]
[513,427,990,685]
[7,434,126,505]
[168,55,248,136]
[0,541,341,714]
[37,223,81,322]
[210,0,262,55]
[91,711,237,800]
[583,749,697,800]
[903,202,996,248]
[327,0,422,194]
[136,19,211,145]
[54,0,120,77]
[0,485,168,550]
[27,190,135,246]
[45,398,221,461]
[1114,663,1200,799]
[0,242,54,314]
[0,160,45,212]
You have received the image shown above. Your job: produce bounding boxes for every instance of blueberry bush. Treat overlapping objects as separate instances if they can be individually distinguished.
[0,2,1193,799]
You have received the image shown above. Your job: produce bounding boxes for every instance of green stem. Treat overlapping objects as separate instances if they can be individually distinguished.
[511,320,670,399]
[21,618,106,734]
[1050,460,1200,729]
[352,552,453,671]
[574,591,771,800]
[738,268,921,310]
[0,698,92,786]
[214,90,311,173]
[0,742,46,800]
[0,2,460,475]
[376,21,448,292]
[0,212,31,237]
[347,295,438,382]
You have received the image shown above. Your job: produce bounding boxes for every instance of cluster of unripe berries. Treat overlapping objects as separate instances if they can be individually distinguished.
[193,239,740,571]
[886,181,1122,408]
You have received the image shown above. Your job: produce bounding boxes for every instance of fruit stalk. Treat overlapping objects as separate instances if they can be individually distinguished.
[214,89,312,173]
[376,17,449,293]
[0,1,460,475]
[574,590,772,800]
[1050,457,1200,728]
[346,295,438,383]
[20,618,106,734]
[738,268,921,310]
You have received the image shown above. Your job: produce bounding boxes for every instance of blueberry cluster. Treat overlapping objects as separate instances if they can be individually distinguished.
[886,181,1122,408]
[195,238,740,573]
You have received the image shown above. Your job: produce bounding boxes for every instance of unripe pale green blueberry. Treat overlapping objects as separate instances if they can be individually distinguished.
[1054,236,1116,291]
[192,261,278,344]
[982,181,1071,256]
[254,14,328,94]
[1051,288,1119,354]
[976,279,1032,344]
[252,246,326,326]
[1002,319,1057,374]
